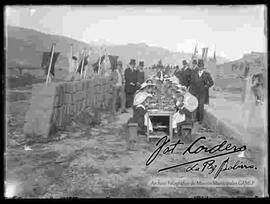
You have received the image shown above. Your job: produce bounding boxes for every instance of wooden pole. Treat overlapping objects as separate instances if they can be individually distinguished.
[80,49,86,76]
[84,50,89,79]
[69,44,73,73]
[98,47,102,75]
[46,43,55,85]
[74,51,80,74]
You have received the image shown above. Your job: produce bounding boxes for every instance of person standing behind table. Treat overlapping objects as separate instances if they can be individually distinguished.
[117,61,128,113]
[136,61,145,90]
[124,59,137,108]
[180,60,193,88]
[109,64,119,115]
[156,66,165,82]
[189,59,214,124]
[114,61,128,114]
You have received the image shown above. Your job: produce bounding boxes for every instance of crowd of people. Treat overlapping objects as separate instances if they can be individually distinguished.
[109,58,214,136]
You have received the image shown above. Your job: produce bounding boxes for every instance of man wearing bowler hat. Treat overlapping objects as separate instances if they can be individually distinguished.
[124,59,138,108]
[136,61,145,90]
[189,59,214,124]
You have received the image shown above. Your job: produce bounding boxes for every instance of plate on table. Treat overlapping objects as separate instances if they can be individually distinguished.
[148,109,159,112]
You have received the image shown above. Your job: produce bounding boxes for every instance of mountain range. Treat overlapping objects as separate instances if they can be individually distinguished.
[6,25,229,70]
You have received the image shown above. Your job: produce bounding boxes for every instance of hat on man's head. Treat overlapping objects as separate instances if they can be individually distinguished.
[117,61,123,66]
[139,61,144,67]
[129,59,136,65]
[198,59,204,67]
[192,59,197,65]
[182,60,187,65]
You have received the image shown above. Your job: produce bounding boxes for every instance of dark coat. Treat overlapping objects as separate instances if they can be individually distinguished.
[133,106,147,132]
[189,70,214,104]
[180,67,193,87]
[136,70,145,88]
[124,68,137,94]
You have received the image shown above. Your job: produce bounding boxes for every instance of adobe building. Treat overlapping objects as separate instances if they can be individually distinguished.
[216,52,267,78]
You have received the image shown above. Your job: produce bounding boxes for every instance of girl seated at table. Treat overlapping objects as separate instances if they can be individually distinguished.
[133,82,156,116]
[172,89,186,133]
[133,92,153,135]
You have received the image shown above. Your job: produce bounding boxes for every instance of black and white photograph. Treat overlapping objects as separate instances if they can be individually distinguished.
[4,5,268,198]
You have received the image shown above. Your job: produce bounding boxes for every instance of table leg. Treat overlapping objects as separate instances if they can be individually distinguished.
[147,113,150,142]
[169,113,173,142]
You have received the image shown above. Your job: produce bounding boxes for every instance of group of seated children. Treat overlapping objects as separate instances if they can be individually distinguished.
[131,78,192,136]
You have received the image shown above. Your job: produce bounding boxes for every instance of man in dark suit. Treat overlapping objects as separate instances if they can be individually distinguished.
[124,59,137,108]
[136,61,145,90]
[189,59,214,124]
[180,60,193,88]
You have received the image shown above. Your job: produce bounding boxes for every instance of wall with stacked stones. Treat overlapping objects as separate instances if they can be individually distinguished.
[24,76,113,139]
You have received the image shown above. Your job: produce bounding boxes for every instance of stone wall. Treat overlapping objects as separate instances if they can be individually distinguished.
[23,76,113,139]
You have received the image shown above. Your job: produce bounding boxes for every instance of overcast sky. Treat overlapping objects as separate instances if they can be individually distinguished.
[5,5,267,60]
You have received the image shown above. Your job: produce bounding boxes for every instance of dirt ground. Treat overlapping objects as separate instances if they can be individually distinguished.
[5,87,266,198]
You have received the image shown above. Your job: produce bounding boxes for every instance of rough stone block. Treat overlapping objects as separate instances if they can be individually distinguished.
[65,93,72,104]
[82,81,85,91]
[53,95,59,107]
[74,92,79,102]
[66,83,73,93]
[58,107,64,127]
[75,83,79,92]
[79,82,83,91]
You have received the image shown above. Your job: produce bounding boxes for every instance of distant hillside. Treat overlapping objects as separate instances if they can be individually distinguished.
[6,25,229,71]
[6,25,91,69]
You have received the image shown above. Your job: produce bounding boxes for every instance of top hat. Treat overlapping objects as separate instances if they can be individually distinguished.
[198,59,204,67]
[117,61,123,66]
[139,61,144,67]
[192,59,197,65]
[182,60,187,65]
[129,59,136,65]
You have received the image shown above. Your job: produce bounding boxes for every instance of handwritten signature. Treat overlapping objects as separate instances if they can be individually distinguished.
[146,136,257,178]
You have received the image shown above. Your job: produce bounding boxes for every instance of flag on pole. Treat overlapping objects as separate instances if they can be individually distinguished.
[192,44,198,60]
[205,48,208,60]
[77,55,88,73]
[264,6,267,37]
[202,47,208,60]
[202,48,206,59]
[194,44,198,55]
[42,46,60,77]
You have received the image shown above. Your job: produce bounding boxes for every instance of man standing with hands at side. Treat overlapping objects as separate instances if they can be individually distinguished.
[124,59,138,108]
[136,61,145,90]
[189,59,214,124]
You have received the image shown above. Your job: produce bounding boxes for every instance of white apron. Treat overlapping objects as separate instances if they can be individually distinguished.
[172,110,186,129]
